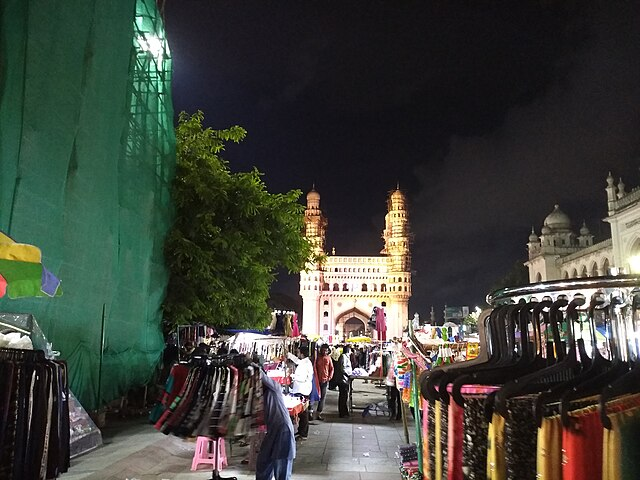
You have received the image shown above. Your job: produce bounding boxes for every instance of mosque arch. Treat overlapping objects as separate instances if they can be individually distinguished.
[601,258,610,275]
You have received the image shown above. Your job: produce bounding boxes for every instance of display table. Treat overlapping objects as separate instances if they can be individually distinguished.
[283,395,308,417]
[269,375,291,386]
[348,376,385,415]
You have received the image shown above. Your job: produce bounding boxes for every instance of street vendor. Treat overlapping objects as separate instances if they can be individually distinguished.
[286,346,313,440]
[257,371,296,480]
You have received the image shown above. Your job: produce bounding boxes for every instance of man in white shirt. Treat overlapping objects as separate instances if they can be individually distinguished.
[287,346,313,439]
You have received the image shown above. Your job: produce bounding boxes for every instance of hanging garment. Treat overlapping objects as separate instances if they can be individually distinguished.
[376,307,387,341]
[486,412,506,480]
[462,396,491,480]
[0,348,70,480]
[504,396,537,480]
[284,314,293,338]
[536,415,562,480]
[562,405,603,480]
[291,314,300,337]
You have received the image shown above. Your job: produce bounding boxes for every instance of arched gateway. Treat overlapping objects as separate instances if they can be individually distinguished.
[335,308,369,339]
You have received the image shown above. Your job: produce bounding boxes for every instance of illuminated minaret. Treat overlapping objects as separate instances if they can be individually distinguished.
[303,187,327,259]
[300,187,326,335]
[381,186,411,337]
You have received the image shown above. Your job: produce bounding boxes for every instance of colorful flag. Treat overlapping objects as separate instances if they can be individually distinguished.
[0,232,61,298]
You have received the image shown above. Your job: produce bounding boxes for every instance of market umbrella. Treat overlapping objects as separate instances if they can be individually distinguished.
[0,232,61,298]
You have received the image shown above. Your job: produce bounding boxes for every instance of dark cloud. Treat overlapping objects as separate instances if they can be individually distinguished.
[412,0,640,310]
[166,0,640,320]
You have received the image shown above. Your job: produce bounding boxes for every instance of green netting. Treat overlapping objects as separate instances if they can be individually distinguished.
[0,0,175,410]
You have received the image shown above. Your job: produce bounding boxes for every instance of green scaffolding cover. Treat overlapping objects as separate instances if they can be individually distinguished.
[0,0,175,410]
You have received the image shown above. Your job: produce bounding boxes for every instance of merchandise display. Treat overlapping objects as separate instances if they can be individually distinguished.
[419,276,640,480]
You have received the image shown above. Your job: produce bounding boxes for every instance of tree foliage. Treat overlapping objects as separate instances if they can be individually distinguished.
[489,259,529,294]
[163,111,314,330]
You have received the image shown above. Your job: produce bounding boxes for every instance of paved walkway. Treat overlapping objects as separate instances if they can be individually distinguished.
[64,382,416,480]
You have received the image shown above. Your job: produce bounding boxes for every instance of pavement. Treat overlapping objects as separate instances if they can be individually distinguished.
[63,381,417,480]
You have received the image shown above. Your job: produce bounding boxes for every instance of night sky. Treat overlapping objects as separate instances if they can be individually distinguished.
[165,1,640,320]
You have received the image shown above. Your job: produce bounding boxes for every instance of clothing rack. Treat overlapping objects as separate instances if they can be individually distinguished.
[157,352,264,480]
[419,275,640,480]
[0,347,71,480]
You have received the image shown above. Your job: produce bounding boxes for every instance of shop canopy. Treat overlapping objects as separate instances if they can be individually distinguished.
[0,232,61,299]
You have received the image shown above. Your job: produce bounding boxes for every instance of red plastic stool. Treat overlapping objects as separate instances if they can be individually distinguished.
[191,436,228,471]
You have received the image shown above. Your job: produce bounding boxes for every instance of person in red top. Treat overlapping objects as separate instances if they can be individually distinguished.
[314,344,334,421]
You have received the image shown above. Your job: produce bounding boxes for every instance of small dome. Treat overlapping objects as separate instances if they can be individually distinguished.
[580,221,590,236]
[543,204,571,231]
[306,189,320,201]
[528,228,539,243]
[390,189,405,201]
[541,225,551,235]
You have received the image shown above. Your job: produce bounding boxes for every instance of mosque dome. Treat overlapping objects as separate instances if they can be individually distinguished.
[543,204,571,231]
[541,225,552,235]
[528,228,539,243]
[580,221,590,236]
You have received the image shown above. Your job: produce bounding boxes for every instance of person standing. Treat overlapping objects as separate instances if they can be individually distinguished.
[314,344,334,421]
[386,364,402,421]
[287,346,313,439]
[337,345,353,418]
[256,371,296,480]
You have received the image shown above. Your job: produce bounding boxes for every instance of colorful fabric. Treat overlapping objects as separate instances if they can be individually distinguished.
[537,415,562,480]
[41,266,61,296]
[376,307,387,341]
[504,396,537,480]
[435,400,443,480]
[614,402,640,480]
[447,398,464,480]
[0,240,41,263]
[0,232,61,298]
[0,258,44,298]
[486,412,506,480]
[603,412,622,480]
[423,401,430,479]
[561,405,602,480]
[462,395,491,479]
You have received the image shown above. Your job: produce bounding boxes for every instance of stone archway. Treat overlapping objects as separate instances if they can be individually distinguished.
[335,308,370,340]
[343,317,366,338]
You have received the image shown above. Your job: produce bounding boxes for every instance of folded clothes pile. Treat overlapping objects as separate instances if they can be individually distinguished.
[397,444,422,480]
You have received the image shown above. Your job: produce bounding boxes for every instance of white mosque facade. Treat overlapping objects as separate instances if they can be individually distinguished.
[526,172,640,282]
[299,188,411,340]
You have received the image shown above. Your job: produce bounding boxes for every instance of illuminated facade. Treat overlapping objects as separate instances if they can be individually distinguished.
[526,172,640,281]
[299,188,411,340]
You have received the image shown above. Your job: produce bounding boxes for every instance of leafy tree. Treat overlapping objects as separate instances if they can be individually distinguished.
[163,111,314,330]
[489,259,529,293]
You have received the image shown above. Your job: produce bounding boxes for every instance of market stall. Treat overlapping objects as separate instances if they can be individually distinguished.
[0,232,100,479]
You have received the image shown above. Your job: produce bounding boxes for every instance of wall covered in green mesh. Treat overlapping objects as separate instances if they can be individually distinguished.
[0,0,175,410]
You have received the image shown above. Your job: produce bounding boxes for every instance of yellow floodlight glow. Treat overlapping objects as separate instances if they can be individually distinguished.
[629,255,640,274]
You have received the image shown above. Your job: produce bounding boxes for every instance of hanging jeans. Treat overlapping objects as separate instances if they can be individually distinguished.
[256,456,293,480]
